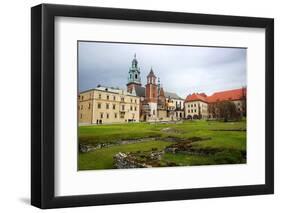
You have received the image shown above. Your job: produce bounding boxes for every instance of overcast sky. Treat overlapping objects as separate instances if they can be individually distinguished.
[78,41,246,98]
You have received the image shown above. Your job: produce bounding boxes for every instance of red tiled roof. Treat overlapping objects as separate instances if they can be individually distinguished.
[185,93,208,103]
[185,88,246,103]
[207,88,246,103]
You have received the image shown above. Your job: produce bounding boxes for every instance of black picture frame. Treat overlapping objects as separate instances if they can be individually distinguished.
[31,3,274,209]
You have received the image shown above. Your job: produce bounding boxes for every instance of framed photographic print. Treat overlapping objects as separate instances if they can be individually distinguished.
[31,4,274,209]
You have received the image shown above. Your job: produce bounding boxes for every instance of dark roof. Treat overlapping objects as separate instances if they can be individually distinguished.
[135,86,145,97]
[147,69,156,78]
[164,91,183,100]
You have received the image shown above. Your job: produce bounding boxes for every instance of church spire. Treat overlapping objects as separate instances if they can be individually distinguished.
[147,67,156,78]
[132,53,138,68]
[127,54,141,92]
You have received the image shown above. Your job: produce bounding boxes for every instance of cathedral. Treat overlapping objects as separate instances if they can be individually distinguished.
[78,54,246,124]
[126,54,185,122]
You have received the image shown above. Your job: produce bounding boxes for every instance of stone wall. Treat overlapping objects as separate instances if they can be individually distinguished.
[113,151,163,169]
[113,152,150,169]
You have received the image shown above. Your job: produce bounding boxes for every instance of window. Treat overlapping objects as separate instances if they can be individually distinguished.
[81,105,83,110]
[120,113,125,118]
[121,97,124,102]
[106,103,109,109]
[106,113,109,119]
[131,99,133,103]
[113,104,116,110]
[122,105,125,111]
[194,104,196,107]
[88,103,91,109]
[113,96,116,101]
[135,99,137,103]
[115,113,117,118]
[98,94,101,99]
[130,106,133,111]
[188,104,190,108]
[81,96,84,101]
[191,109,193,113]
[80,114,82,119]
[100,113,103,119]
[238,102,241,106]
[97,103,101,109]
[194,109,196,113]
[191,104,193,107]
[106,95,109,100]
[135,106,137,111]
[135,74,138,79]
[188,110,190,113]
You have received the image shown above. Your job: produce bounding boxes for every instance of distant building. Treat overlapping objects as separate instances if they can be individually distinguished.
[185,88,246,119]
[185,93,209,119]
[78,86,140,124]
[126,55,185,122]
[164,92,185,120]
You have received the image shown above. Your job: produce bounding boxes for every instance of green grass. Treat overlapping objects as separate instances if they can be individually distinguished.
[162,153,216,166]
[79,141,173,170]
[79,123,162,145]
[162,150,245,166]
[78,120,246,170]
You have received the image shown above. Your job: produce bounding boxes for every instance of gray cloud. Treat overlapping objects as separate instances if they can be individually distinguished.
[78,41,246,98]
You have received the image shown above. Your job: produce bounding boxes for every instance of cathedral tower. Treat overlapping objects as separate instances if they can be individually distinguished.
[145,68,158,119]
[127,54,141,93]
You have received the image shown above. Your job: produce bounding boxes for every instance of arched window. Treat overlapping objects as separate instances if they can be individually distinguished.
[135,74,138,79]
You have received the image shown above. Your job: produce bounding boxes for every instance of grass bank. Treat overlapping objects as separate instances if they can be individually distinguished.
[78,120,246,170]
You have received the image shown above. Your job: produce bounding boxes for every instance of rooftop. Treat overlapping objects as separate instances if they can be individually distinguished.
[185,93,208,103]
[185,88,246,103]
[207,88,246,103]
[80,85,138,97]
[164,91,184,100]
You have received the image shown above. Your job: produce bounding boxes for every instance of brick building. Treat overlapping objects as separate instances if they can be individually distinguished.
[126,55,184,121]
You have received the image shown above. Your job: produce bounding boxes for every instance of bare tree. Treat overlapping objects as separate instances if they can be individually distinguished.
[209,101,241,122]
[241,87,247,117]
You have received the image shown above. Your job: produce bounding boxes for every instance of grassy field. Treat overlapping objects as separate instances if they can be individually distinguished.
[78,120,246,170]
